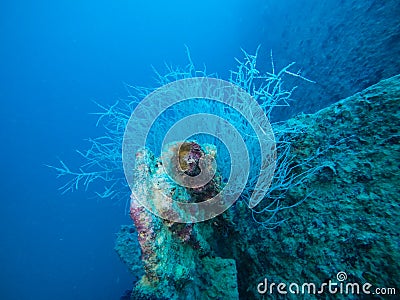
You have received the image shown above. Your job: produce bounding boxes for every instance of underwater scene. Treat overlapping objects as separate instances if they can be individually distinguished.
[1,0,399,299]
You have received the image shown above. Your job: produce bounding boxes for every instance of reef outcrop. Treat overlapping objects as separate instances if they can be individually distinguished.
[117,141,238,299]
[116,75,400,299]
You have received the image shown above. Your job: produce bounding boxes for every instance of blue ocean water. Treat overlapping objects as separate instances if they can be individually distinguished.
[1,0,399,299]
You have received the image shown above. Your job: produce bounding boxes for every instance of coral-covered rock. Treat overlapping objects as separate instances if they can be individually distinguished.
[120,142,238,299]
[117,76,400,299]
[223,75,400,299]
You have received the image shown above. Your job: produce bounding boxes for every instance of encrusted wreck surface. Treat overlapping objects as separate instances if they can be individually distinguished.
[116,142,238,300]
[228,74,400,299]
[116,75,400,299]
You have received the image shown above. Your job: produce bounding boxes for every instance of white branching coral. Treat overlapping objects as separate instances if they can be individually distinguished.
[48,46,318,228]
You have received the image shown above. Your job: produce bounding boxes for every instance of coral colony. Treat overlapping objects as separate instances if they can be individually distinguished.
[50,47,325,299]
[50,46,316,227]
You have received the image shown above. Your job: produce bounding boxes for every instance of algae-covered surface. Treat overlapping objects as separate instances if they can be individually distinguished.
[227,74,400,299]
[116,75,400,299]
